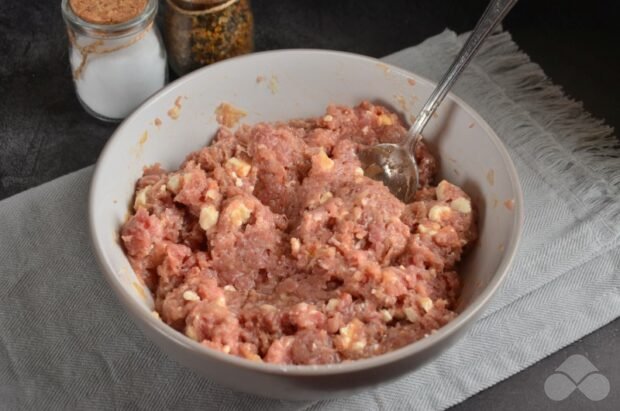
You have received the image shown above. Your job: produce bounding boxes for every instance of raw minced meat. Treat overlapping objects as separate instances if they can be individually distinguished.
[121,101,477,364]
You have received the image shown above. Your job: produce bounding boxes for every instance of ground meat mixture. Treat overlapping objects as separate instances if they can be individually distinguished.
[121,102,477,365]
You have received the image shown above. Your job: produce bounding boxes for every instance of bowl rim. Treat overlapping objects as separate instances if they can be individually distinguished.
[89,48,524,376]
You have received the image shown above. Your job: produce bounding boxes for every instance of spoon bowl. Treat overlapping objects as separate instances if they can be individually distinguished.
[359,0,517,201]
[359,142,419,202]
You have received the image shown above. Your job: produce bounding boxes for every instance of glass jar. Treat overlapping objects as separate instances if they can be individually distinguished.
[61,0,167,122]
[164,0,254,76]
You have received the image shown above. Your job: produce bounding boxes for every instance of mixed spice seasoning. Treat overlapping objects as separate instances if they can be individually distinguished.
[164,0,254,76]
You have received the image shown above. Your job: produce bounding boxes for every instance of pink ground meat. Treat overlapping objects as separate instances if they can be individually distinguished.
[121,102,477,364]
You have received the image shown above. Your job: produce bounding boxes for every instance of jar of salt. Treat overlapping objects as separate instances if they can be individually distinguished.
[62,0,167,122]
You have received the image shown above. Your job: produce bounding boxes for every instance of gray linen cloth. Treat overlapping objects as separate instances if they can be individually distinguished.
[1,30,619,410]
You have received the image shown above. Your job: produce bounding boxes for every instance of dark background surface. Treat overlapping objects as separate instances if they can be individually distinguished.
[0,0,618,409]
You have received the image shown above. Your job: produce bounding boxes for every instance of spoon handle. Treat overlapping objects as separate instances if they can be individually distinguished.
[405,0,518,153]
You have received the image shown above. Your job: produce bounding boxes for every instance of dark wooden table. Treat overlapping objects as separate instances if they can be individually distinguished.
[1,1,618,409]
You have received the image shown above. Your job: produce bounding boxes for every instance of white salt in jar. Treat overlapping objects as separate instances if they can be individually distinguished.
[62,0,167,121]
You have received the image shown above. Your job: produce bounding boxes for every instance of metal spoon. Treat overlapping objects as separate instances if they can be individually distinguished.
[359,0,518,202]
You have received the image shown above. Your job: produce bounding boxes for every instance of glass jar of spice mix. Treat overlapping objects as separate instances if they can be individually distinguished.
[164,0,254,76]
[62,0,167,121]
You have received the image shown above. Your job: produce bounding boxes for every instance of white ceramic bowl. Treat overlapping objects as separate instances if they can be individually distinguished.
[89,50,523,400]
